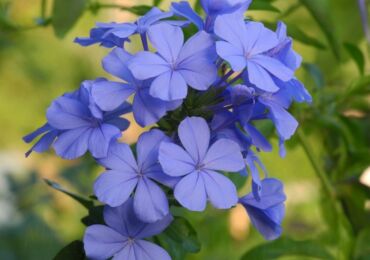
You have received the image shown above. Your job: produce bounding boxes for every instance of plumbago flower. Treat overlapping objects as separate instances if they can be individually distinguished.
[23,80,131,160]
[24,1,313,259]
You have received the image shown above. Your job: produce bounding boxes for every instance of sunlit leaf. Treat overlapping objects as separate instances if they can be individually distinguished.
[344,43,365,75]
[44,179,94,209]
[54,240,85,260]
[52,0,86,38]
[241,237,334,259]
[287,23,326,49]
[299,0,341,59]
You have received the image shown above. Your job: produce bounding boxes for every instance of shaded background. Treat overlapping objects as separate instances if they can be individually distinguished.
[0,0,369,259]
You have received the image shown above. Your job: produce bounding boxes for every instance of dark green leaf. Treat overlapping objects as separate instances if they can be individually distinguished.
[124,5,152,16]
[344,43,365,75]
[157,217,201,260]
[52,0,86,38]
[354,227,370,260]
[153,0,164,7]
[81,205,105,226]
[44,179,94,209]
[241,237,334,259]
[287,23,326,49]
[54,240,85,260]
[225,172,247,190]
[194,0,202,13]
[249,0,280,13]
[299,0,341,59]
[344,75,370,98]
[303,62,325,88]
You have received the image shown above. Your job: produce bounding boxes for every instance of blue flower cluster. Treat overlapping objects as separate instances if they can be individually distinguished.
[24,1,311,259]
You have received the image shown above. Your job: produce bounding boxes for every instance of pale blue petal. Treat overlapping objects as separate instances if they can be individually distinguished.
[178,117,210,163]
[149,71,188,101]
[53,127,91,159]
[174,171,207,211]
[129,51,169,80]
[88,124,122,158]
[159,142,195,177]
[203,138,245,172]
[98,142,138,172]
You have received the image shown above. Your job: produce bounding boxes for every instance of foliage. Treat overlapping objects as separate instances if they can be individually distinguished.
[0,0,369,259]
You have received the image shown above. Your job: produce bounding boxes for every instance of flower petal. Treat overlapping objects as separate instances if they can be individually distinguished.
[98,142,138,172]
[147,23,184,62]
[102,48,135,82]
[47,97,91,130]
[203,138,245,172]
[216,41,246,72]
[247,60,279,92]
[203,170,238,209]
[129,51,170,80]
[174,171,207,211]
[171,1,204,30]
[94,170,138,207]
[244,22,278,55]
[92,81,136,111]
[178,117,210,164]
[149,70,188,101]
[133,240,171,260]
[250,55,293,82]
[133,89,168,127]
[243,123,272,152]
[53,127,91,159]
[134,178,169,223]
[136,129,169,171]
[88,124,122,158]
[84,225,127,260]
[159,142,195,177]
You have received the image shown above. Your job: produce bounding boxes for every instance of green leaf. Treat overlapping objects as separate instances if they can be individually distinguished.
[53,240,85,260]
[241,237,335,259]
[44,179,94,209]
[249,0,280,13]
[157,217,201,260]
[194,0,202,13]
[225,172,247,190]
[354,227,370,260]
[287,23,327,49]
[344,43,365,75]
[299,0,341,59]
[81,205,105,226]
[153,0,164,7]
[124,5,152,16]
[303,62,325,88]
[52,0,86,38]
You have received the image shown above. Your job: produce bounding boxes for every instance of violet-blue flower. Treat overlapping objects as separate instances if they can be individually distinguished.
[214,14,294,92]
[239,178,286,240]
[84,199,172,260]
[159,117,245,211]
[128,23,218,101]
[94,129,178,223]
[92,47,181,127]
[23,80,131,160]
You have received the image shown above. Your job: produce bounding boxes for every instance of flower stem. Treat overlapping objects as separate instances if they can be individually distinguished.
[140,33,149,51]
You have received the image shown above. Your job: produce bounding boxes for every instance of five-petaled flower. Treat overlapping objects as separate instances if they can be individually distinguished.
[84,199,173,260]
[94,129,178,223]
[159,117,245,211]
[129,23,218,101]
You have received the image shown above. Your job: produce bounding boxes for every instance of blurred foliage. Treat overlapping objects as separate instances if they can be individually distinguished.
[0,0,369,259]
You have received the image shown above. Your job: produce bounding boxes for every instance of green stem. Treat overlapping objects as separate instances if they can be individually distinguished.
[297,130,336,199]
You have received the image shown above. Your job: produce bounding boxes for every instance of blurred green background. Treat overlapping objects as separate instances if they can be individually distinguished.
[0,0,369,259]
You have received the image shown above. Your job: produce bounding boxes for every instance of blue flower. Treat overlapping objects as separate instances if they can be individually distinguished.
[94,129,179,223]
[84,199,172,260]
[92,48,182,127]
[214,14,294,92]
[159,117,245,211]
[239,178,286,240]
[128,23,218,101]
[171,0,251,32]
[23,80,131,160]
[74,23,128,48]
[75,7,188,48]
